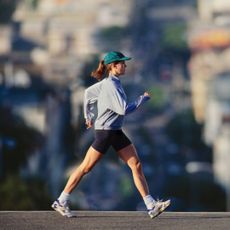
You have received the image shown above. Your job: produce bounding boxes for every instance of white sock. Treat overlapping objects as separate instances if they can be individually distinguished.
[143,195,155,210]
[58,191,70,204]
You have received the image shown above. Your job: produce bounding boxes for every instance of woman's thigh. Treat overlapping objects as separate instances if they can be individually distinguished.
[117,144,140,165]
[80,146,103,170]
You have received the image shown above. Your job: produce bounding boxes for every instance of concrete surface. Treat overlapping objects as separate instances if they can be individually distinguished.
[1,211,230,230]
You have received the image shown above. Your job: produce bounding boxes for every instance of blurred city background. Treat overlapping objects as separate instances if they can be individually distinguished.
[0,0,230,212]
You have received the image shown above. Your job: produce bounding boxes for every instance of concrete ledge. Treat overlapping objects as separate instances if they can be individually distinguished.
[1,211,230,230]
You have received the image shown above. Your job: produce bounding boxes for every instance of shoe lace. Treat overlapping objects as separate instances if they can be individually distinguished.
[63,200,71,211]
[154,199,163,206]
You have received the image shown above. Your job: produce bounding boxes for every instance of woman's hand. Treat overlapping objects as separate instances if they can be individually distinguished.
[144,92,151,98]
[85,120,93,129]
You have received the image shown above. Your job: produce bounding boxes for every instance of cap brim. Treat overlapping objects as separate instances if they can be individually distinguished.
[121,57,131,61]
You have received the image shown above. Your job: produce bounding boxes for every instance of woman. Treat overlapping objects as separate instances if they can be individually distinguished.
[52,51,170,218]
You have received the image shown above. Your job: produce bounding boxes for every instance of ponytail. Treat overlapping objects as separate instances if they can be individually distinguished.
[91,60,106,81]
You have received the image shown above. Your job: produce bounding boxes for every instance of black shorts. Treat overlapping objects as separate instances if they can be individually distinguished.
[92,130,132,154]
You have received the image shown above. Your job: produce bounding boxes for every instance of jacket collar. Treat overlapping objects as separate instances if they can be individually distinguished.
[109,74,120,82]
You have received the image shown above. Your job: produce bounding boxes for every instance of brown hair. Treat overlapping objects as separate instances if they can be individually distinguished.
[91,60,115,81]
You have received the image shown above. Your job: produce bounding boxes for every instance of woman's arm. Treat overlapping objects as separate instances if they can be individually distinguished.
[125,93,150,115]
[84,81,103,125]
[107,81,150,115]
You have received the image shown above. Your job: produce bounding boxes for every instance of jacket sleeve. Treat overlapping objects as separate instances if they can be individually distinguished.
[125,95,150,115]
[107,81,150,115]
[84,81,102,121]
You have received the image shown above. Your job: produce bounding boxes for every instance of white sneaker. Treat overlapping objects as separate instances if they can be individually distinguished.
[51,199,76,218]
[148,199,171,219]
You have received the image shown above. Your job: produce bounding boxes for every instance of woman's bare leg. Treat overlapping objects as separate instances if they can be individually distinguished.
[117,144,149,198]
[64,146,103,194]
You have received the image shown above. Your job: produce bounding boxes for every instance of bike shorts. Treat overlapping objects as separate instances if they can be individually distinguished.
[91,130,132,154]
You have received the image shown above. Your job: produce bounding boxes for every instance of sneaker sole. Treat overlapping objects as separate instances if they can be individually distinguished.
[149,200,171,219]
[51,204,76,218]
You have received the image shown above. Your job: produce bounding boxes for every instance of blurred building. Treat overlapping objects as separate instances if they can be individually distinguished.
[11,0,133,85]
[198,0,230,24]
[189,0,230,209]
[189,0,230,123]
[0,26,12,54]
[213,116,230,210]
[14,0,132,56]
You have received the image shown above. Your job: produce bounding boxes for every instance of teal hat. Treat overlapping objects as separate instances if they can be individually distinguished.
[103,51,131,65]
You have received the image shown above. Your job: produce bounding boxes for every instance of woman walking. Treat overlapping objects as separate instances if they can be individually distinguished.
[52,51,170,218]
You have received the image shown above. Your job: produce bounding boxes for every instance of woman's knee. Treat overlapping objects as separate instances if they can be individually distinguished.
[128,159,142,172]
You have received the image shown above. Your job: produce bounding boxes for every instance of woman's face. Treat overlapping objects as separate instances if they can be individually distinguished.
[111,61,127,76]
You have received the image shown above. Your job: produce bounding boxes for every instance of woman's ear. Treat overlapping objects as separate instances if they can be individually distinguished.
[109,63,117,71]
